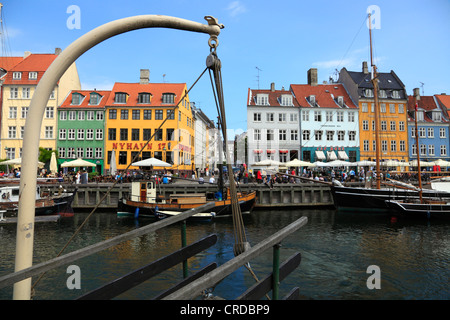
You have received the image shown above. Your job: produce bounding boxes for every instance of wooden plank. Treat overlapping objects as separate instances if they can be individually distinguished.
[236,252,302,300]
[77,234,217,300]
[283,287,299,300]
[152,263,217,300]
[163,216,308,300]
[0,202,216,289]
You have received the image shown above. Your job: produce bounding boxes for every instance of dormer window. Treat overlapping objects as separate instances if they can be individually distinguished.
[138,92,151,104]
[364,89,374,98]
[89,92,101,105]
[309,95,316,106]
[379,90,387,98]
[12,72,22,80]
[71,93,84,105]
[162,93,175,104]
[114,92,128,103]
[337,96,344,107]
[416,111,424,121]
[432,111,442,122]
[392,90,400,99]
[256,94,269,106]
[280,94,293,106]
[28,72,38,80]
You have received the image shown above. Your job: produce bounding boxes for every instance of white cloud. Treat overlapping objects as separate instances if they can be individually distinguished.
[312,58,354,70]
[227,1,246,17]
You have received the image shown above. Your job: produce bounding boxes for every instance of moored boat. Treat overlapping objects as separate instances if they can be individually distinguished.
[0,184,77,217]
[117,180,256,220]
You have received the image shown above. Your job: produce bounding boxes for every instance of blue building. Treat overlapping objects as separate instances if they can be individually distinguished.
[407,89,450,164]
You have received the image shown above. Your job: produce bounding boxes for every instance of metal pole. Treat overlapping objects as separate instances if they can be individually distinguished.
[13,14,222,300]
[272,243,281,300]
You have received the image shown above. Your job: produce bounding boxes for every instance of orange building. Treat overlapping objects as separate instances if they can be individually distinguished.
[339,62,409,166]
[104,70,195,173]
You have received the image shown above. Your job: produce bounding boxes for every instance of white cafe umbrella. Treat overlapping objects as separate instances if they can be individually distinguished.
[356,160,376,166]
[433,159,450,167]
[50,152,58,174]
[322,160,356,167]
[61,158,96,167]
[1,157,44,167]
[131,157,172,167]
[110,149,117,176]
[409,159,434,167]
[253,159,282,166]
[285,158,316,167]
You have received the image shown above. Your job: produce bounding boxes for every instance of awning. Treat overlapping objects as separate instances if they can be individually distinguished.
[327,151,337,161]
[338,151,349,160]
[279,150,289,154]
[253,149,263,154]
[315,150,325,160]
[267,149,276,154]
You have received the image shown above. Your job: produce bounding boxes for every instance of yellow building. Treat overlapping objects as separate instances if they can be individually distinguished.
[0,50,80,159]
[339,62,409,166]
[105,70,195,173]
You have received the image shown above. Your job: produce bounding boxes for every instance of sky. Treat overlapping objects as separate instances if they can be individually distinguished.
[2,0,450,135]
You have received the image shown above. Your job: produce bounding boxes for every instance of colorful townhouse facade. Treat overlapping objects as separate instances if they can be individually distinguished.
[246,82,301,167]
[339,62,409,166]
[57,90,110,173]
[104,69,195,173]
[0,49,80,160]
[291,68,359,163]
[407,89,450,163]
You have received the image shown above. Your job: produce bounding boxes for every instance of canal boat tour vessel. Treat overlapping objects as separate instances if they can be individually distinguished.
[117,180,257,220]
[0,184,77,217]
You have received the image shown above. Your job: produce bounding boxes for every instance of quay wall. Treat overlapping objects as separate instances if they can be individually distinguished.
[46,182,337,210]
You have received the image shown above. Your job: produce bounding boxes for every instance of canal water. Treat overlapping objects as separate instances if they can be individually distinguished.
[0,208,448,300]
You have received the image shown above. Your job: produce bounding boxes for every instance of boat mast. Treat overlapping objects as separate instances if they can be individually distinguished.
[413,90,423,203]
[369,13,381,189]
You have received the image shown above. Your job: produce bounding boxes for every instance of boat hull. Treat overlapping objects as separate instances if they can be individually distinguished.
[385,200,450,219]
[331,185,450,212]
[117,191,257,220]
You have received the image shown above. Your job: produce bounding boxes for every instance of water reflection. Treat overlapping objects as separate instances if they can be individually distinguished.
[0,208,449,300]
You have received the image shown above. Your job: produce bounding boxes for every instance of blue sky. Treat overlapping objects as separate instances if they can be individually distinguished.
[2,0,450,133]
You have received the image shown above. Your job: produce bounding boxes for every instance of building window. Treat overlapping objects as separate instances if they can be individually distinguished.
[399,121,405,131]
[68,111,76,120]
[280,95,293,106]
[138,93,151,104]
[85,148,93,158]
[256,94,269,105]
[278,113,286,122]
[86,129,94,140]
[87,111,95,120]
[427,128,434,138]
[155,110,163,120]
[440,128,446,138]
[68,129,75,140]
[336,111,344,122]
[10,87,18,99]
[8,126,16,138]
[108,128,116,140]
[28,72,38,80]
[314,130,323,141]
[392,90,401,99]
[96,129,103,140]
[167,129,175,140]
[45,107,54,119]
[314,111,322,122]
[381,121,387,131]
[22,87,30,99]
[349,131,356,141]
[302,110,309,121]
[12,72,22,80]
[143,109,152,120]
[390,121,396,131]
[162,93,175,104]
[95,148,102,159]
[419,127,426,138]
[253,113,261,122]
[364,89,374,97]
[120,129,128,141]
[109,109,117,119]
[326,131,334,141]
[72,93,83,105]
[115,93,127,103]
[348,112,355,122]
[254,129,261,141]
[44,126,53,139]
[132,109,140,120]
[89,93,100,105]
[155,129,163,141]
[143,129,151,141]
[363,140,369,151]
[362,120,369,131]
[267,129,274,141]
[59,129,66,140]
[96,111,104,121]
[9,106,17,119]
[290,129,298,141]
[279,129,287,141]
[20,107,28,119]
[266,113,274,122]
[420,144,426,156]
[58,148,66,159]
[119,151,127,164]
[382,140,388,152]
[441,145,447,156]
[302,130,310,141]
[77,129,84,140]
[428,145,435,156]
[78,111,85,121]
[167,110,175,120]
[131,129,140,141]
[337,131,345,141]
[400,140,406,152]
[120,109,128,120]
[391,140,397,152]
[326,111,333,122]
[361,103,368,113]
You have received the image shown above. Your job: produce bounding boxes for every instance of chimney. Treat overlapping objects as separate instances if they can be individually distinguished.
[362,61,369,74]
[307,68,318,86]
[270,82,275,92]
[140,69,149,84]
[413,88,420,100]
[55,48,62,55]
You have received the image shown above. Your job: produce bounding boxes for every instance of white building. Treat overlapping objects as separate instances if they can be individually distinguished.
[246,83,301,169]
[192,104,216,175]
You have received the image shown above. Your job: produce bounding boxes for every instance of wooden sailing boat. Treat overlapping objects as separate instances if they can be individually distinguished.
[330,13,450,215]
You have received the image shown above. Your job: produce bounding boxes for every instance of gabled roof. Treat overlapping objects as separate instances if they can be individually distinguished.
[435,94,450,118]
[0,56,23,72]
[105,82,187,106]
[59,90,111,109]
[407,95,448,123]
[290,83,357,109]
[247,88,299,107]
[2,53,58,85]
